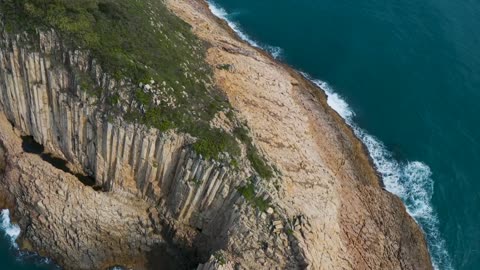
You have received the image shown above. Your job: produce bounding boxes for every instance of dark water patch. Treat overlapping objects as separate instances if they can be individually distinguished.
[21,136,99,189]
[14,250,61,270]
[0,212,60,270]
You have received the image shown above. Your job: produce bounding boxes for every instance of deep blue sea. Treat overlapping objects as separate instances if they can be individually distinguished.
[2,0,480,269]
[0,210,58,269]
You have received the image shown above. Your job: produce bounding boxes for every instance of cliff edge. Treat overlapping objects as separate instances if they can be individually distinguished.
[0,0,432,269]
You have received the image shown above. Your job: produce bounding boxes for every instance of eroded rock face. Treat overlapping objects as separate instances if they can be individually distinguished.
[0,143,4,172]
[168,0,433,269]
[0,114,165,269]
[0,30,299,269]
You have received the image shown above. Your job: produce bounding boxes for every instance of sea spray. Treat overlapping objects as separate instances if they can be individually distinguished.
[309,77,453,270]
[1,209,21,249]
[204,1,453,268]
[208,1,283,59]
[1,209,60,268]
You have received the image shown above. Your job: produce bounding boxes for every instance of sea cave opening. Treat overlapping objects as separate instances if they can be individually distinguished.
[20,136,103,191]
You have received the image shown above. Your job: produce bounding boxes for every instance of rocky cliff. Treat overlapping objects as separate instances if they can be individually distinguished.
[0,0,433,269]
[0,30,267,269]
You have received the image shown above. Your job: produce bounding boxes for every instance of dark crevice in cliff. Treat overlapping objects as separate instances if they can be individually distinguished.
[145,210,200,270]
[20,136,103,191]
[0,143,5,175]
[146,242,194,270]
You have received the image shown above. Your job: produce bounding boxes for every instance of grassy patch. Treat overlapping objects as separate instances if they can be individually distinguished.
[213,251,227,266]
[0,0,243,161]
[247,150,273,179]
[233,127,273,179]
[189,123,240,160]
[237,179,270,212]
[1,0,206,82]
[216,63,232,71]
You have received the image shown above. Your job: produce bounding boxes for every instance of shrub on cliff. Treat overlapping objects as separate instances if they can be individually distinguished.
[1,0,204,83]
[234,127,274,179]
[237,179,270,212]
[0,1,219,151]
[0,0,273,174]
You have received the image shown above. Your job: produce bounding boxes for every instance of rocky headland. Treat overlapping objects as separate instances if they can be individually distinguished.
[0,0,432,269]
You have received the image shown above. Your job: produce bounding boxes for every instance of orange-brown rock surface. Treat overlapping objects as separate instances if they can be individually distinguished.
[167,0,432,269]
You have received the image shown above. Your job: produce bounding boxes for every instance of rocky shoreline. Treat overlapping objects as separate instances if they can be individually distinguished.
[0,0,432,269]
[167,0,433,268]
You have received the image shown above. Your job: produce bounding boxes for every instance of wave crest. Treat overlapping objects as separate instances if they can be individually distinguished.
[187,1,453,269]
[1,209,21,249]
[308,77,453,270]
[1,209,61,268]
[208,1,283,59]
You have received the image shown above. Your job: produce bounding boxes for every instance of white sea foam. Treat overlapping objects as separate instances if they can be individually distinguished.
[204,3,453,267]
[207,1,283,59]
[1,209,21,249]
[16,250,58,266]
[1,209,61,267]
[0,0,450,267]
[307,76,454,270]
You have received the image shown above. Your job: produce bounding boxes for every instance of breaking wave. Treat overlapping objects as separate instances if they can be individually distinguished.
[1,209,21,249]
[0,1,453,269]
[307,77,453,270]
[207,1,283,59]
[204,1,453,268]
[1,209,59,268]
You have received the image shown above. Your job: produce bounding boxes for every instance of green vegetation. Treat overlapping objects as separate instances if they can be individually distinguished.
[237,178,270,212]
[0,0,240,161]
[188,177,202,187]
[247,148,273,179]
[233,127,273,179]
[1,0,205,82]
[216,63,232,71]
[213,251,227,266]
[0,0,277,170]
[192,125,240,160]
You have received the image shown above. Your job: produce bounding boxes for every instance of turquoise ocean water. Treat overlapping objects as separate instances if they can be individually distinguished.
[2,0,480,269]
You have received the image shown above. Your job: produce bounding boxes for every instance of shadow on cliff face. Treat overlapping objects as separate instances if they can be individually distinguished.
[144,218,201,270]
[143,211,215,270]
[0,143,5,174]
[145,242,196,270]
[20,136,102,190]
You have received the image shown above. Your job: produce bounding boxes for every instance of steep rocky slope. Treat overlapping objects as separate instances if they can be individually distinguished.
[0,30,265,269]
[0,0,432,269]
[0,114,168,269]
[166,0,433,269]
